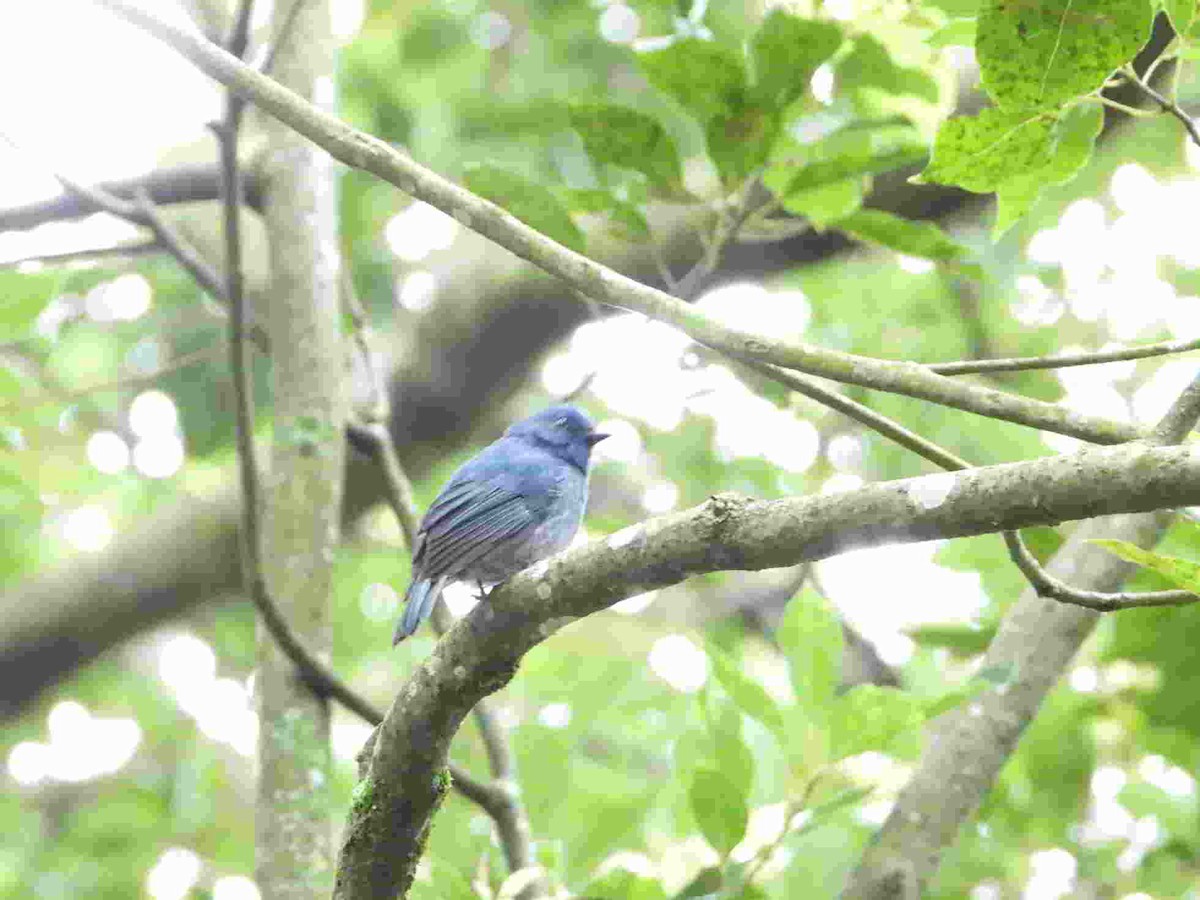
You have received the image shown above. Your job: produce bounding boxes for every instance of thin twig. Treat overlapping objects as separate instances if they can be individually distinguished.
[1121,63,1200,148]
[131,189,235,310]
[0,130,268,350]
[0,344,224,415]
[734,356,971,473]
[1001,531,1194,611]
[674,176,763,303]
[0,239,161,270]
[928,336,1200,375]
[341,269,390,426]
[213,56,261,659]
[1090,94,1156,118]
[736,359,1195,613]
[559,174,766,404]
[347,422,419,552]
[258,0,308,78]
[224,0,254,57]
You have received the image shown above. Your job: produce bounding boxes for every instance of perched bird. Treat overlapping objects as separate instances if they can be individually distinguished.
[393,404,608,643]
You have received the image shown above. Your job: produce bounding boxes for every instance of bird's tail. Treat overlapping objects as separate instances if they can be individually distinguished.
[393,576,445,644]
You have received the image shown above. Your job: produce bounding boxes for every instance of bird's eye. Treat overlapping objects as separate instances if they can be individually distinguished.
[555,417,568,428]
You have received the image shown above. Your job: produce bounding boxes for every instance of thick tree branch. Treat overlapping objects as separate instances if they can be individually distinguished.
[333,440,1200,896]
[92,0,1140,448]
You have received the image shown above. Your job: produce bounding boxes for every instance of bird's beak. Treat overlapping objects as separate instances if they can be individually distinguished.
[586,431,610,447]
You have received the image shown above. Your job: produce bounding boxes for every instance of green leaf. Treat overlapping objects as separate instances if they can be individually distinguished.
[568,103,684,195]
[977,0,1152,112]
[636,38,748,123]
[771,177,864,227]
[1091,540,1200,593]
[674,867,723,899]
[806,786,875,825]
[993,101,1104,235]
[1120,780,1200,845]
[829,685,925,760]
[706,105,778,185]
[708,645,786,737]
[584,869,669,900]
[908,622,997,655]
[749,11,842,109]
[568,189,652,240]
[777,588,843,712]
[929,0,982,13]
[917,106,1055,193]
[838,35,940,104]
[0,270,63,344]
[1162,0,1197,33]
[709,704,755,802]
[923,663,1017,720]
[929,18,978,48]
[766,120,928,196]
[463,165,585,253]
[689,768,749,856]
[832,209,976,269]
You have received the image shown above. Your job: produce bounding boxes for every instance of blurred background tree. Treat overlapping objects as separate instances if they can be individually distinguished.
[2,0,1200,897]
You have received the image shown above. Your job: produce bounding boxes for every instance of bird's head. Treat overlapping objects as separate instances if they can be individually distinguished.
[507,405,608,471]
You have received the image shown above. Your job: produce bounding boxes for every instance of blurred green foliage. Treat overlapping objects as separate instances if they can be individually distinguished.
[5,0,1200,897]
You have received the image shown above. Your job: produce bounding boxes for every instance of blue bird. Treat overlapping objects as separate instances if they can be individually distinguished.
[393,405,608,643]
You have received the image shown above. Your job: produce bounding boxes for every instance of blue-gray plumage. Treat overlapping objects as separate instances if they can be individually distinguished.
[393,405,608,643]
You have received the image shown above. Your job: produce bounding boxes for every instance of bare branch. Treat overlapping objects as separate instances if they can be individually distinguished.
[737,358,1194,615]
[1002,530,1194,611]
[131,190,235,313]
[1121,63,1200,148]
[90,0,1142,447]
[0,163,261,232]
[733,356,972,473]
[929,336,1200,376]
[0,238,160,269]
[0,344,223,415]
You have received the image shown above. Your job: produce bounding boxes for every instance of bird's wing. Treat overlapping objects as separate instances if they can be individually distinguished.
[415,478,542,578]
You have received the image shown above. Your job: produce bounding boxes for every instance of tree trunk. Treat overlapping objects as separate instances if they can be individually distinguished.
[253,1,344,895]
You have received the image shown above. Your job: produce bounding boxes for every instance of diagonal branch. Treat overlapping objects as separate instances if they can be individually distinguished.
[928,336,1200,375]
[0,131,268,351]
[1120,63,1200,148]
[90,0,1141,448]
[0,163,261,232]
[330,439,1200,896]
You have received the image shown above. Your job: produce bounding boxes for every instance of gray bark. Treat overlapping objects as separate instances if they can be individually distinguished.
[252,0,343,895]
